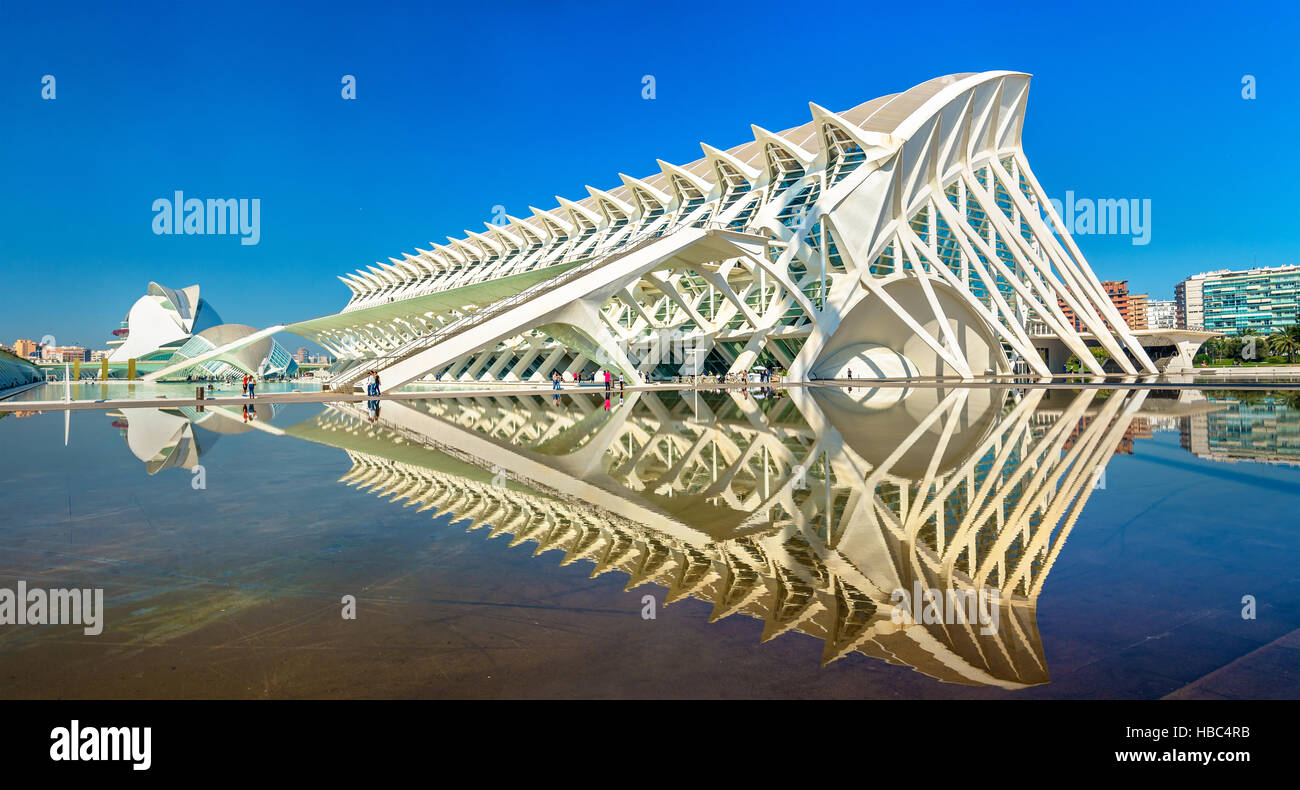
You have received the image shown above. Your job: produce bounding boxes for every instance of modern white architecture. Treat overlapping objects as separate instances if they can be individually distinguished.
[114,282,298,379]
[0,347,42,394]
[176,72,1175,390]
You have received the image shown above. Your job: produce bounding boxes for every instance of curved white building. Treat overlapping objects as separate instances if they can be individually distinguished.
[273,72,1161,390]
[108,282,224,364]
[112,282,298,379]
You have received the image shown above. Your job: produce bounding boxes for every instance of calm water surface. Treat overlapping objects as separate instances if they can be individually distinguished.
[5,379,322,403]
[1,386,1297,699]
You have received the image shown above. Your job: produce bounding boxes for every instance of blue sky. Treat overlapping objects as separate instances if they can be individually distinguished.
[1,0,1297,350]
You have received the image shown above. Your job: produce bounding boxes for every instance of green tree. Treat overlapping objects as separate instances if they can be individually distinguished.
[1225,336,1244,362]
[1268,324,1300,364]
[1064,346,1110,373]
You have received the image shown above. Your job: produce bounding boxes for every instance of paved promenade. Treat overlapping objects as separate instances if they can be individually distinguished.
[4,373,1300,412]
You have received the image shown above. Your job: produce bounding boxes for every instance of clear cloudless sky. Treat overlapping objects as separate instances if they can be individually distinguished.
[1,0,1297,350]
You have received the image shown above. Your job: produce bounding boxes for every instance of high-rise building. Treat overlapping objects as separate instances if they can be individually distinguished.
[11,338,41,359]
[1146,298,1177,329]
[1175,276,1205,330]
[1128,292,1148,330]
[1176,266,1300,336]
[294,347,309,363]
[1059,280,1131,332]
[1104,281,1132,327]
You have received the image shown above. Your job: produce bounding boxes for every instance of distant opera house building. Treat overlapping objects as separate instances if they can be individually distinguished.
[109,282,298,380]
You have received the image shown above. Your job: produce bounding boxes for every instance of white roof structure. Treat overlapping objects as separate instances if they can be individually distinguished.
[280,72,1160,391]
[108,282,222,363]
[110,282,299,380]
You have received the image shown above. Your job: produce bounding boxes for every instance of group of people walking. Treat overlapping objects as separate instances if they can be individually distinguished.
[601,369,625,395]
[549,369,627,406]
[548,370,625,392]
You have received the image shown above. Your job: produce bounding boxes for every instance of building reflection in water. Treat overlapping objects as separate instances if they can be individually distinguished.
[273,386,1217,688]
[100,386,1240,688]
[108,402,283,474]
[1180,390,1300,466]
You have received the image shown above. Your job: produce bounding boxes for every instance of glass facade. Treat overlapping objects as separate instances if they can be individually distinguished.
[0,348,43,391]
[1195,266,1300,336]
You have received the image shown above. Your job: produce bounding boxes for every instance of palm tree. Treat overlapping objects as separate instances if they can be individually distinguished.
[1201,337,1225,363]
[1268,324,1300,364]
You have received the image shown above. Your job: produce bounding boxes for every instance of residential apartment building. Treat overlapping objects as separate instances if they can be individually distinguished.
[1176,265,1300,335]
[1128,291,1149,330]
[11,338,41,359]
[1060,280,1133,332]
[1147,298,1177,329]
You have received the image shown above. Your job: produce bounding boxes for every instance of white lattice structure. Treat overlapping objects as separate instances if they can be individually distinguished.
[283,385,1150,686]
[285,71,1156,392]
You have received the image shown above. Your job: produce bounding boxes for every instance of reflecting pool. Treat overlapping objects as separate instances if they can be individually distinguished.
[1,386,1298,698]
[4,378,322,403]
